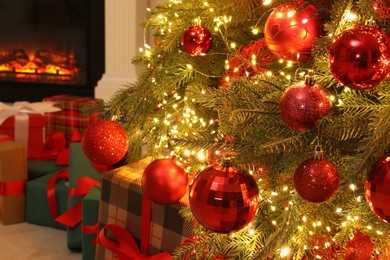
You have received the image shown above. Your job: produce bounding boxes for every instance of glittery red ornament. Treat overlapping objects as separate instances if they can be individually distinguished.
[142,158,188,205]
[343,230,374,260]
[279,77,332,132]
[264,0,323,62]
[189,160,260,233]
[364,155,390,223]
[181,25,213,57]
[82,120,128,166]
[329,25,390,90]
[294,148,340,203]
[371,0,390,20]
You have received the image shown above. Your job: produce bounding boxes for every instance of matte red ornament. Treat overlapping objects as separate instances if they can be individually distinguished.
[82,119,129,166]
[189,160,260,233]
[181,25,213,56]
[329,25,390,90]
[279,77,332,132]
[142,158,188,205]
[294,148,340,203]
[343,230,374,260]
[264,0,323,62]
[364,155,390,223]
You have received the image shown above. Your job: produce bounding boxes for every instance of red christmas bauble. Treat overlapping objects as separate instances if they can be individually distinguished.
[371,0,390,20]
[82,120,129,166]
[264,0,323,62]
[329,25,390,90]
[181,25,213,56]
[279,80,332,132]
[343,230,374,260]
[142,158,188,205]
[189,161,260,233]
[364,155,390,223]
[294,158,340,203]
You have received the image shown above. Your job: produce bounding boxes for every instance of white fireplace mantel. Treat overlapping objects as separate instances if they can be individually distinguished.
[95,0,158,101]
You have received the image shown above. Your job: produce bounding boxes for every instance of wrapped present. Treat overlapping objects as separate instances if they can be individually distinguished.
[26,169,69,230]
[0,135,27,225]
[66,142,101,250]
[42,95,103,140]
[82,185,101,260]
[0,102,61,159]
[95,159,193,259]
[28,160,66,180]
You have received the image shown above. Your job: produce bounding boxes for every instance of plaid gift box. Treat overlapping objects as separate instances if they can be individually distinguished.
[43,95,103,140]
[0,135,27,225]
[95,159,193,259]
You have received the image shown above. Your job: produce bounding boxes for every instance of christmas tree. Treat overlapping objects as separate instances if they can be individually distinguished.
[99,0,390,258]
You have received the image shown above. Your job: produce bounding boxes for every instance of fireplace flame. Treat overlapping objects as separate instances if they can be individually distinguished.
[0,49,79,80]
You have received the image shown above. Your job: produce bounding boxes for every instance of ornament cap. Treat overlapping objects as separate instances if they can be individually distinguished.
[313,145,324,160]
[305,71,315,86]
[221,157,233,167]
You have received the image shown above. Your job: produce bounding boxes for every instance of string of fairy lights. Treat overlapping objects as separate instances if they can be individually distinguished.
[137,0,386,258]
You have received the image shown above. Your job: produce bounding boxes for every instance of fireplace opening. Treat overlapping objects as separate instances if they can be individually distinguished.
[0,0,104,102]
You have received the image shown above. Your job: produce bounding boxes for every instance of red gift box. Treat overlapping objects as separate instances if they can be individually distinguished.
[0,113,46,159]
[43,95,103,140]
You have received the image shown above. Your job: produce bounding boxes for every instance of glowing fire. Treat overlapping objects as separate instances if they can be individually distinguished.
[0,49,79,80]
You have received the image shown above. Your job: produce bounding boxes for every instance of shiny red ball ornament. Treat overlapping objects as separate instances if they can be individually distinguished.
[294,149,340,203]
[142,158,188,205]
[82,120,129,166]
[343,230,374,260]
[264,0,323,62]
[181,25,213,56]
[189,160,260,233]
[364,155,390,223]
[371,0,390,20]
[279,77,332,132]
[329,25,390,90]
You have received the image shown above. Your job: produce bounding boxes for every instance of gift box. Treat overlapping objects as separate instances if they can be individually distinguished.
[0,102,61,159]
[82,185,101,260]
[28,160,66,180]
[95,159,193,259]
[43,95,103,140]
[0,135,27,225]
[67,142,101,250]
[26,169,69,230]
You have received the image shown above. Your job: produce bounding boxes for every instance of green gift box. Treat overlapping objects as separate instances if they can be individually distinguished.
[26,169,69,230]
[82,185,101,260]
[67,142,101,250]
[27,160,66,180]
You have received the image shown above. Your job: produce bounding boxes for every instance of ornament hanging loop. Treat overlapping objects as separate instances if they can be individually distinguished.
[313,145,324,160]
[305,70,315,86]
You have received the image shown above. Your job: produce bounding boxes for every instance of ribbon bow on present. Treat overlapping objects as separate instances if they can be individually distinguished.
[97,196,173,260]
[0,102,61,158]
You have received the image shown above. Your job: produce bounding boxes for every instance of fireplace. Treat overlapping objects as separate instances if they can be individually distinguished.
[0,0,104,102]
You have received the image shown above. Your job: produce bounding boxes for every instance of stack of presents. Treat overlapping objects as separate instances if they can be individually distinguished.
[0,95,193,259]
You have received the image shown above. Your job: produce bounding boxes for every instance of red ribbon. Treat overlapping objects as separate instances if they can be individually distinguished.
[55,129,82,166]
[0,180,26,196]
[97,196,172,260]
[54,177,101,228]
[47,169,70,220]
[82,222,99,235]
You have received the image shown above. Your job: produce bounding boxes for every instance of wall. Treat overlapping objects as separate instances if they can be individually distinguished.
[95,0,159,101]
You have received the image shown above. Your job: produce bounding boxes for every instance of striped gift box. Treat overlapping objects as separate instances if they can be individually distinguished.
[42,95,103,140]
[95,159,193,259]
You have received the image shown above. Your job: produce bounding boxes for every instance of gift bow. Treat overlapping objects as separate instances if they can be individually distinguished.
[97,225,172,260]
[0,101,61,125]
[97,196,172,260]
